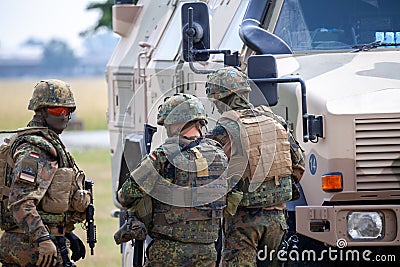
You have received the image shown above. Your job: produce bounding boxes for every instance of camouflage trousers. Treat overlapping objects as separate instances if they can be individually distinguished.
[0,232,63,267]
[222,209,287,267]
[145,238,217,267]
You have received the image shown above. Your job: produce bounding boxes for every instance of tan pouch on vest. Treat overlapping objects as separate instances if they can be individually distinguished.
[70,171,91,212]
[41,167,74,213]
[70,189,91,212]
[224,190,243,217]
[134,195,153,228]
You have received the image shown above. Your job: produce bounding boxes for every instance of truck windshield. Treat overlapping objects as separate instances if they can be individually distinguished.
[274,0,400,51]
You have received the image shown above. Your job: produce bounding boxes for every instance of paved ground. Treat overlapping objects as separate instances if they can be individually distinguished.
[60,130,110,149]
[0,130,110,150]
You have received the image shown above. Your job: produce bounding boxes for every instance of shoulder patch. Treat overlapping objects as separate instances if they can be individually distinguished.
[19,170,36,183]
[150,152,157,161]
[16,155,39,184]
[149,146,166,161]
[29,152,40,159]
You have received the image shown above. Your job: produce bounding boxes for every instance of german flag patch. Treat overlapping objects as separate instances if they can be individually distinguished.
[150,152,157,161]
[29,152,40,159]
[20,170,36,183]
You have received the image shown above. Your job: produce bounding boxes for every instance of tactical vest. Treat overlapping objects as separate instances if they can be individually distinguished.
[254,105,305,200]
[0,127,88,230]
[151,137,228,243]
[221,106,293,207]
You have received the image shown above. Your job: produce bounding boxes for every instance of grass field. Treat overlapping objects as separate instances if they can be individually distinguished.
[0,78,123,266]
[69,148,122,267]
[0,78,108,130]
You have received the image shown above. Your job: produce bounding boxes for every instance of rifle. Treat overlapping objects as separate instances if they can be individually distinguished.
[132,234,144,267]
[85,179,97,255]
[133,123,157,267]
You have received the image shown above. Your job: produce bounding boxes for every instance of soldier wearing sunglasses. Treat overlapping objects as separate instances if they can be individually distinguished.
[28,80,75,134]
[0,79,89,267]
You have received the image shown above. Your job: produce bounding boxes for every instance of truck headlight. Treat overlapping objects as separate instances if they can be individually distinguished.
[347,211,384,240]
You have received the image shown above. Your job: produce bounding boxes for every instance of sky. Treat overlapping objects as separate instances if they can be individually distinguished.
[0,0,101,58]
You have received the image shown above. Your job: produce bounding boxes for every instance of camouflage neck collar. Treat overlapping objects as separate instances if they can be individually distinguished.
[44,131,75,168]
[27,116,73,168]
[225,94,253,111]
[27,114,46,128]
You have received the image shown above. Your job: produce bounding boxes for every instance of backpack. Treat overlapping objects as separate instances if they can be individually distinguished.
[0,127,48,230]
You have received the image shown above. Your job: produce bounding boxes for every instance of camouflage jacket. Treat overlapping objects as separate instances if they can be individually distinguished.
[7,127,76,241]
[118,136,228,208]
[117,135,228,242]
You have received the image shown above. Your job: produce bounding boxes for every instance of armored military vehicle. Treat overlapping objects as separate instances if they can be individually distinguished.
[107,0,400,265]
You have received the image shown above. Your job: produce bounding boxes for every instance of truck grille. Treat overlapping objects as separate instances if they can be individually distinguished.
[355,117,400,191]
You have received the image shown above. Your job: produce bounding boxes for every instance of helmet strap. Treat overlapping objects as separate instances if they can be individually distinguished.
[196,120,207,136]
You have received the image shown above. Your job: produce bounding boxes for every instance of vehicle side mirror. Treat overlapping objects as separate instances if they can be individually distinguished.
[181,2,210,62]
[247,55,278,106]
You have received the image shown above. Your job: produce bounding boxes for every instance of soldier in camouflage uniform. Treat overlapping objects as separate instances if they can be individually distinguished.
[116,93,228,267]
[206,67,305,267]
[0,80,89,267]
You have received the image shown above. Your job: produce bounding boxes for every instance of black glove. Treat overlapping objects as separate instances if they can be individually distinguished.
[65,232,86,261]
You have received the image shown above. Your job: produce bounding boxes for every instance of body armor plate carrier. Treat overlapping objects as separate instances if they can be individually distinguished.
[151,137,228,243]
[221,105,293,207]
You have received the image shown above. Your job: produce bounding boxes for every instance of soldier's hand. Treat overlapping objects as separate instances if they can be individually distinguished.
[37,238,57,267]
[65,232,86,261]
[114,216,147,245]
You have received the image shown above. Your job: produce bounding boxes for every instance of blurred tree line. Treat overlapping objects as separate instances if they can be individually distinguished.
[81,0,139,35]
[42,0,118,70]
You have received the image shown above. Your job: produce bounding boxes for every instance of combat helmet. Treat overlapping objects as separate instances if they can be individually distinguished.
[28,79,76,111]
[206,66,251,100]
[157,93,207,126]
